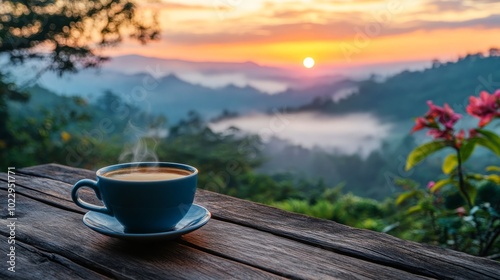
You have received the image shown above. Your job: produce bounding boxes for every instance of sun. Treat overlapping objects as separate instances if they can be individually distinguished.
[303,57,315,68]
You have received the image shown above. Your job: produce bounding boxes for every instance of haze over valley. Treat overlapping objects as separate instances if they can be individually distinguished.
[10,51,500,199]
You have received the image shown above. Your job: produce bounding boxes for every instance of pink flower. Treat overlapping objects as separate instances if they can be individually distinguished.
[440,104,461,129]
[427,128,452,140]
[413,101,461,136]
[427,181,435,190]
[456,207,467,217]
[426,101,444,118]
[412,101,466,146]
[469,129,478,138]
[424,101,461,129]
[466,91,500,127]
[479,114,495,127]
[411,117,428,132]
[494,89,500,99]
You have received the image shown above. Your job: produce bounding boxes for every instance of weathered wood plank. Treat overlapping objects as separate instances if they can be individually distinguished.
[0,188,284,279]
[2,170,429,279]
[19,163,95,183]
[19,164,500,280]
[0,238,109,280]
[181,220,430,280]
[0,171,92,214]
[195,188,500,280]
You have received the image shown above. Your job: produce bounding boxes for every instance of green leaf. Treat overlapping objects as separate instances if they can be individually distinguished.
[470,206,480,215]
[406,205,423,215]
[476,129,500,145]
[475,137,500,156]
[382,222,400,233]
[485,175,500,184]
[406,141,448,171]
[438,217,462,228]
[442,154,458,174]
[467,173,485,181]
[396,191,417,205]
[460,139,477,162]
[475,129,500,156]
[431,178,454,193]
[419,199,434,211]
[486,206,500,218]
[486,166,500,172]
[462,183,477,205]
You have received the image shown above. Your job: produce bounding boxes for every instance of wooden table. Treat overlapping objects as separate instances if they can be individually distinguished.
[1,164,499,279]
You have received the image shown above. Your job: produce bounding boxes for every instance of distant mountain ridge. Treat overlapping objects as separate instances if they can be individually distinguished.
[14,52,500,124]
[102,55,347,91]
[104,54,287,77]
[295,53,500,120]
[31,68,354,122]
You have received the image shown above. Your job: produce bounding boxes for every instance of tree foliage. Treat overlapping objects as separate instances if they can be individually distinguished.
[0,0,158,165]
[0,0,159,74]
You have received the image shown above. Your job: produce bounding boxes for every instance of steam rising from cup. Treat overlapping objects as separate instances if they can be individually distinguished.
[119,122,159,164]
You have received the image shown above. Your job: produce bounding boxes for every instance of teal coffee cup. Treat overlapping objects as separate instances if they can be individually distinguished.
[71,162,198,233]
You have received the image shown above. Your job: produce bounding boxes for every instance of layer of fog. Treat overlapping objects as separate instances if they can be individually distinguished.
[3,54,431,97]
[175,72,288,94]
[210,112,393,156]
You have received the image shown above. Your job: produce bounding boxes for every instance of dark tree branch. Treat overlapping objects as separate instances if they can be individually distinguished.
[0,0,159,75]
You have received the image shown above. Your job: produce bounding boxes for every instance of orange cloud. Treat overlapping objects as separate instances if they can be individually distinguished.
[112,1,500,67]
[107,26,500,67]
[142,1,229,11]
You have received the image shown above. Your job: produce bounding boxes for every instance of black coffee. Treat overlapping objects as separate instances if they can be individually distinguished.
[102,167,192,181]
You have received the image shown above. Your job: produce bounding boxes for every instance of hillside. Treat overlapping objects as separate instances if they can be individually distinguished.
[30,69,355,122]
[297,53,500,120]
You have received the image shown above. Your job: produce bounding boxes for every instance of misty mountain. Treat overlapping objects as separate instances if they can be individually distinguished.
[32,67,355,122]
[296,53,500,120]
[103,55,349,90]
[104,54,289,78]
[11,52,499,129]
[11,52,500,200]
[19,53,499,125]
[18,54,346,95]
[9,85,160,138]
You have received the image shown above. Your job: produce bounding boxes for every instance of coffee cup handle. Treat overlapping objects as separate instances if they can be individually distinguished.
[71,179,112,215]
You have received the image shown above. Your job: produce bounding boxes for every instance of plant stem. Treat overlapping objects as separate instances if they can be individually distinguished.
[452,232,458,250]
[429,210,438,240]
[455,147,472,209]
[455,147,485,254]
[480,225,500,256]
[472,212,485,254]
[456,148,487,256]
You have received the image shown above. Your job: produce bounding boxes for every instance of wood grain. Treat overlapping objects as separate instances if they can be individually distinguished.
[2,169,428,279]
[12,164,500,279]
[182,220,430,279]
[0,171,94,214]
[0,239,109,280]
[0,186,284,280]
[20,163,96,183]
[194,188,500,280]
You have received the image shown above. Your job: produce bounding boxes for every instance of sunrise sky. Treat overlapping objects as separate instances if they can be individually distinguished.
[108,0,500,68]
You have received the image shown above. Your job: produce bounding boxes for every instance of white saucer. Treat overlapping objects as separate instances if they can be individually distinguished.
[82,204,211,241]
